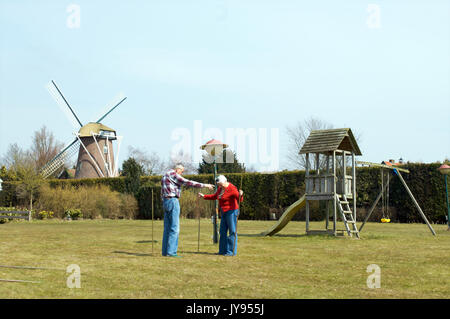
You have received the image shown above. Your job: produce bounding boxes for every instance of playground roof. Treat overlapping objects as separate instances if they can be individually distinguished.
[299,128,362,155]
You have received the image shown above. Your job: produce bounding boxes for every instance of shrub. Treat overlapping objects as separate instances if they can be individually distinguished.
[136,183,163,219]
[179,188,215,219]
[2,163,447,223]
[35,184,138,219]
[64,209,82,220]
[37,210,54,220]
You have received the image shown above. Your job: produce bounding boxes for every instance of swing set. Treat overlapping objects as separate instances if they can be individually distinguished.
[358,160,436,236]
[380,167,391,223]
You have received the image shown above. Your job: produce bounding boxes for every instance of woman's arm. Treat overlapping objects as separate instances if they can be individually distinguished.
[200,187,220,200]
[239,190,244,202]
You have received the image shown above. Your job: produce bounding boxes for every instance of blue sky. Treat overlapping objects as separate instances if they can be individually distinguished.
[1,0,449,171]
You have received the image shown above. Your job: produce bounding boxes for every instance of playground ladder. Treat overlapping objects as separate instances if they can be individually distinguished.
[336,194,360,239]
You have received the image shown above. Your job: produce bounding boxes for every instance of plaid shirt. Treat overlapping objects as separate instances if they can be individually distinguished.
[161,169,205,198]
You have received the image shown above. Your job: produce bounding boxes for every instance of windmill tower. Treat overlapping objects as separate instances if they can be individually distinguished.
[41,80,126,179]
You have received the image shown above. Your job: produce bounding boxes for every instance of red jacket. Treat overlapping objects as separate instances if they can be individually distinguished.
[203,183,243,212]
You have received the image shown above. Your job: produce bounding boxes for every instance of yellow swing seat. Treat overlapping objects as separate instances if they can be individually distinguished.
[381,218,391,223]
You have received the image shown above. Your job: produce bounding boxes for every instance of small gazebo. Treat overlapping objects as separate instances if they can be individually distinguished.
[299,128,362,238]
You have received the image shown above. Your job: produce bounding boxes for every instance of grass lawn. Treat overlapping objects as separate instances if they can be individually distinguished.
[0,218,449,299]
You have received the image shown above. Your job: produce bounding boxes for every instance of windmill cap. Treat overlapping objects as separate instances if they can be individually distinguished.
[78,122,116,138]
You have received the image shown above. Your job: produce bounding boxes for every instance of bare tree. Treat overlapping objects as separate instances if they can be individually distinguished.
[286,117,334,169]
[127,146,166,176]
[285,117,363,170]
[169,149,197,175]
[1,143,33,176]
[29,126,64,170]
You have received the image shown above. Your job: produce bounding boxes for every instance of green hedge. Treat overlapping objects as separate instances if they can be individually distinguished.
[1,164,448,223]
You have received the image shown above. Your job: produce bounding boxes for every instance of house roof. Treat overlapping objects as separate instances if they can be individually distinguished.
[382,161,403,167]
[299,128,362,155]
[200,139,228,149]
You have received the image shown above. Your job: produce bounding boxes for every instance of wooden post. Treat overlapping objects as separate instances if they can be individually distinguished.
[325,155,329,193]
[306,153,310,233]
[333,151,337,235]
[306,200,310,233]
[342,152,346,196]
[325,155,330,230]
[396,170,436,236]
[316,153,320,193]
[305,153,310,192]
[359,182,387,232]
[352,152,356,222]
[316,153,320,172]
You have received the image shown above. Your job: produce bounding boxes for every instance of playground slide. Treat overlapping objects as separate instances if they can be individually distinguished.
[260,195,306,236]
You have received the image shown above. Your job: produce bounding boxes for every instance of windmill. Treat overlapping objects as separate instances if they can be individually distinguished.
[40,80,126,179]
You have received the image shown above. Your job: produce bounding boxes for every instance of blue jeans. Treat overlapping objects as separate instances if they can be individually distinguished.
[162,198,180,256]
[219,209,239,256]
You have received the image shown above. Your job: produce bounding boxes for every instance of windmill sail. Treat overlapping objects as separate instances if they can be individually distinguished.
[46,81,83,129]
[40,138,80,178]
[95,93,127,123]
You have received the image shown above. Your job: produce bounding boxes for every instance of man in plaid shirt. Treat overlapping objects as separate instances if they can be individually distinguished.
[161,164,213,257]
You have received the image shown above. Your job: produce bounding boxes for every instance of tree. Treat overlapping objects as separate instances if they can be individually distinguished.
[29,126,64,170]
[0,165,17,181]
[15,163,43,211]
[0,143,44,209]
[1,143,29,177]
[168,149,197,174]
[285,117,334,170]
[122,157,143,195]
[127,146,166,175]
[198,149,246,174]
[285,117,362,170]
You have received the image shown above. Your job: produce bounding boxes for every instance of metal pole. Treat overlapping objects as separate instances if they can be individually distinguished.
[213,160,219,244]
[151,188,154,255]
[196,196,201,252]
[233,174,243,256]
[445,175,450,230]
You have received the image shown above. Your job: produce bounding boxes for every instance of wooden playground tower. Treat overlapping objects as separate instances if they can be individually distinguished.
[299,128,362,238]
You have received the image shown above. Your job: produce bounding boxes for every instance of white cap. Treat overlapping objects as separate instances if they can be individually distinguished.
[215,175,227,184]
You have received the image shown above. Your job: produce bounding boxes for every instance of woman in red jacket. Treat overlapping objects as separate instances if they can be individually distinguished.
[198,175,243,256]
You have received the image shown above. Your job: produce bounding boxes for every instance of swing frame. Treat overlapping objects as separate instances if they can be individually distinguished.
[380,168,391,222]
[358,161,436,236]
